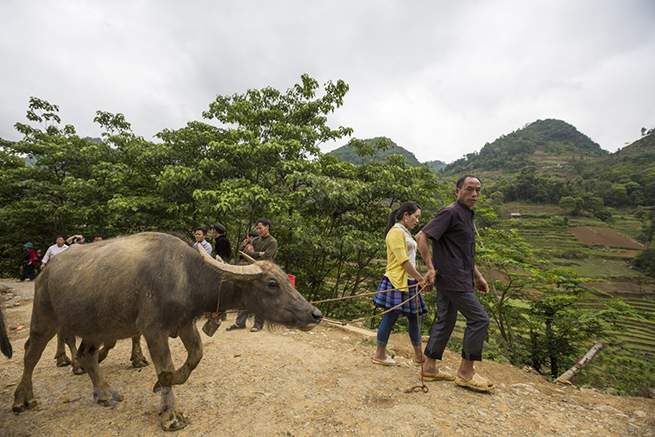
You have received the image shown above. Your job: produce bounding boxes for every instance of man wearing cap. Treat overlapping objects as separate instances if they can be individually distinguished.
[211,223,231,263]
[41,236,69,270]
[20,243,39,282]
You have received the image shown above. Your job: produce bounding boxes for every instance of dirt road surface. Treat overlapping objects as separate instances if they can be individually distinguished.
[1,279,654,436]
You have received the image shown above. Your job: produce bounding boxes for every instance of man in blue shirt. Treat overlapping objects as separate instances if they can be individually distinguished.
[193,227,212,255]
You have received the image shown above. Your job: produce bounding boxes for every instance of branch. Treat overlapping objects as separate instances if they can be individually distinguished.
[556,343,604,384]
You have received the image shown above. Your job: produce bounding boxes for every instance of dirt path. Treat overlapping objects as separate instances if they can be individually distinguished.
[1,279,654,436]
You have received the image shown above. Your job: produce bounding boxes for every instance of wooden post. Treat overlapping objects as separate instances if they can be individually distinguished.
[555,343,604,384]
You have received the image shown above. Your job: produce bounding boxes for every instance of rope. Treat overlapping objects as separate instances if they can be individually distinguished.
[312,281,433,394]
[309,283,414,304]
[404,290,428,394]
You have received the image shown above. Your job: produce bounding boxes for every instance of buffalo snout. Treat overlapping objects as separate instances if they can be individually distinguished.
[311,308,323,324]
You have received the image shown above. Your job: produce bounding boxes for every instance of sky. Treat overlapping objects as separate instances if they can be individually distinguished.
[1,0,654,164]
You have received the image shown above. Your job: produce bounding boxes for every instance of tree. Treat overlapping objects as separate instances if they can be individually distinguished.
[476,227,637,379]
[559,196,583,215]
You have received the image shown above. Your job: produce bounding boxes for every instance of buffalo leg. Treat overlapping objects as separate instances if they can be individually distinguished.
[152,322,202,392]
[54,333,71,367]
[77,339,123,406]
[66,335,85,375]
[130,336,149,368]
[97,339,116,363]
[143,331,189,431]
[13,328,57,412]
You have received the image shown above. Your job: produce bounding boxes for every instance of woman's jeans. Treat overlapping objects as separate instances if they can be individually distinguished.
[377,311,422,347]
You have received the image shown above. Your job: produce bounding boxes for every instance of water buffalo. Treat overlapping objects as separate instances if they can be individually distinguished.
[1,305,11,359]
[54,332,148,374]
[12,232,322,430]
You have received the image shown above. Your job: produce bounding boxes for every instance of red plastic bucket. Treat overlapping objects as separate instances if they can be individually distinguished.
[287,274,296,287]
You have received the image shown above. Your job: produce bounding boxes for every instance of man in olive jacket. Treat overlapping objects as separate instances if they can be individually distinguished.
[227,218,278,332]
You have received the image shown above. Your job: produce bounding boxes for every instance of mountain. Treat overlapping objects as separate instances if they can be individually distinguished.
[329,137,421,166]
[446,119,606,173]
[611,130,655,163]
[576,130,655,206]
[424,159,447,173]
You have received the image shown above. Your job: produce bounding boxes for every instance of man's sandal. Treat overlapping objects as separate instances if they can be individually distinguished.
[454,373,495,392]
[421,369,455,381]
[226,324,245,331]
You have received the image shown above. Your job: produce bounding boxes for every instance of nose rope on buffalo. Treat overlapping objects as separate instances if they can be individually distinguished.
[310,281,434,394]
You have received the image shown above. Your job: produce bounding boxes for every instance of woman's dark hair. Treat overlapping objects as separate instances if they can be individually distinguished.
[248,230,259,238]
[384,201,421,237]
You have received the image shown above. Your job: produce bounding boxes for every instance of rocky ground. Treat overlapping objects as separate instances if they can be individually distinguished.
[0,279,653,436]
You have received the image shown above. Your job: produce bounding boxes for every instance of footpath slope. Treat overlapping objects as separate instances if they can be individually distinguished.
[0,279,653,436]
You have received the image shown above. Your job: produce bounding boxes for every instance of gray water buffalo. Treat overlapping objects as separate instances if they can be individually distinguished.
[13,232,322,430]
[1,305,11,358]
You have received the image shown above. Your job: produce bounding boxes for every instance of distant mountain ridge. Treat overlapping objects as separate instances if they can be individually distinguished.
[328,137,448,174]
[445,119,606,173]
[329,137,422,166]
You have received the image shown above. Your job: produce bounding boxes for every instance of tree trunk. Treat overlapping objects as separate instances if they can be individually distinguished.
[556,343,604,384]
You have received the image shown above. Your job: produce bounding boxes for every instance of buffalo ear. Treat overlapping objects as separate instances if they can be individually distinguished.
[197,245,263,277]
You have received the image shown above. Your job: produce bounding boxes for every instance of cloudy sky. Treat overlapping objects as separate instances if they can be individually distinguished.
[1,0,654,163]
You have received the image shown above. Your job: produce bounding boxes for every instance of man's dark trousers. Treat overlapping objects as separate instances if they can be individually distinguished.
[424,288,489,361]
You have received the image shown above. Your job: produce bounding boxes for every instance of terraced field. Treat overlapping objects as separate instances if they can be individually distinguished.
[492,203,654,394]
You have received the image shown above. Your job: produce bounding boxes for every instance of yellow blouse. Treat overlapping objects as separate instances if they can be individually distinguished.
[384,226,411,290]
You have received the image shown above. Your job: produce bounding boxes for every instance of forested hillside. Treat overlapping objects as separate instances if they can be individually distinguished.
[424,159,447,172]
[329,137,421,166]
[447,119,606,173]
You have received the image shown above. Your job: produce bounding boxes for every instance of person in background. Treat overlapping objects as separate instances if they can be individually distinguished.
[211,223,231,263]
[372,201,428,366]
[66,234,85,245]
[193,227,212,255]
[227,218,278,332]
[236,231,259,264]
[416,175,493,391]
[20,243,39,282]
[41,236,69,270]
[92,235,103,242]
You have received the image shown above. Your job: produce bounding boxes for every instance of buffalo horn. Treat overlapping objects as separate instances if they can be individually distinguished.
[197,245,262,276]
[239,250,257,264]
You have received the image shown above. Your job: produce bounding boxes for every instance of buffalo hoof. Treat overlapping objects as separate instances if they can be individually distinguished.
[131,356,149,368]
[72,362,86,375]
[160,410,189,431]
[12,398,37,413]
[93,388,124,406]
[56,355,71,367]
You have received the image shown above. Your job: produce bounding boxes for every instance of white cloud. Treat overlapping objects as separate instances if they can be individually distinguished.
[1,0,654,163]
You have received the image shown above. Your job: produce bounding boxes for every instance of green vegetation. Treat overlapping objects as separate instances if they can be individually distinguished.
[447,119,606,173]
[1,79,653,397]
[329,137,421,166]
[424,159,447,173]
[0,79,450,311]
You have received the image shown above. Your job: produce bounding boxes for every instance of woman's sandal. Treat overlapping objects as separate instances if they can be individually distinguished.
[371,356,397,366]
[454,373,495,392]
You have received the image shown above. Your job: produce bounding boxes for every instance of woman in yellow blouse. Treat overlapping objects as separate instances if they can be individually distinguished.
[372,201,427,366]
